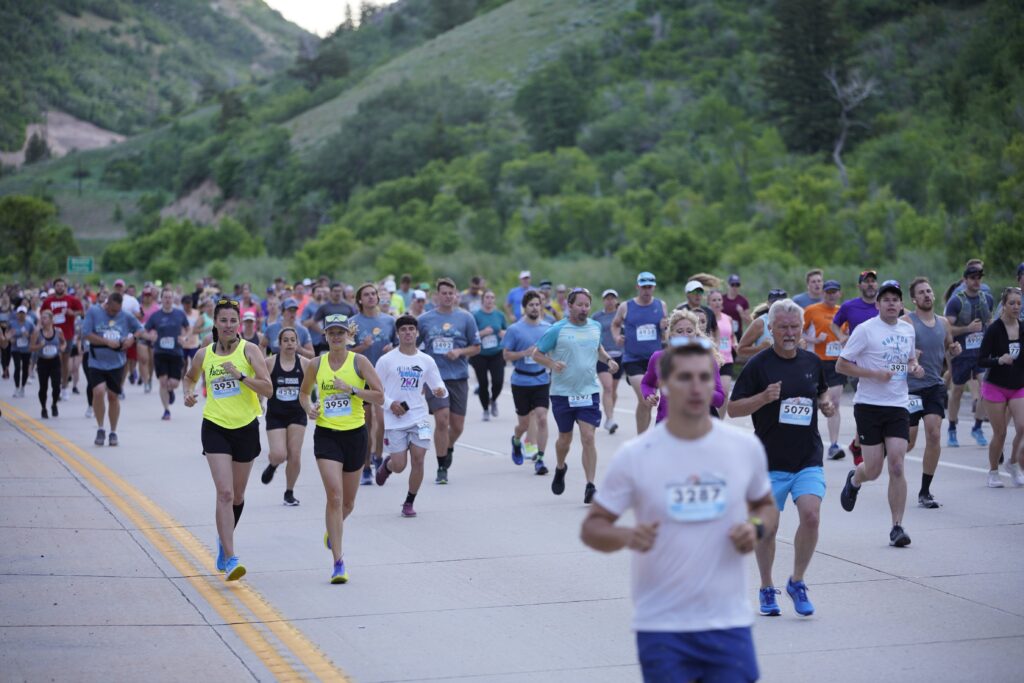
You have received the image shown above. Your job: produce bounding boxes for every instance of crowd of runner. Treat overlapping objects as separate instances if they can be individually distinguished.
[3,259,1022,679]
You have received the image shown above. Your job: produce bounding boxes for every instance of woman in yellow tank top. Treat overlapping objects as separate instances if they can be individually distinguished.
[299,313,384,584]
[183,298,272,582]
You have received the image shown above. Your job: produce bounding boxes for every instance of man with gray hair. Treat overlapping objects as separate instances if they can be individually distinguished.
[729,299,835,617]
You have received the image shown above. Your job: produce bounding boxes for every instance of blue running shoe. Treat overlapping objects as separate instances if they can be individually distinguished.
[511,436,524,466]
[947,429,959,448]
[224,556,246,582]
[360,467,373,486]
[331,559,348,584]
[216,539,226,572]
[971,426,988,447]
[759,587,781,616]
[534,457,548,475]
[786,578,814,616]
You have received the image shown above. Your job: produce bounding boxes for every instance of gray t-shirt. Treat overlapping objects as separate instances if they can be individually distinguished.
[592,310,624,358]
[352,313,398,366]
[793,292,823,309]
[417,308,481,381]
[907,313,947,391]
[264,321,312,355]
[83,306,143,370]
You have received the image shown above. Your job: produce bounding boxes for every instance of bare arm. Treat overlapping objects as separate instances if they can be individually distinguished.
[242,343,273,398]
[737,318,769,359]
[580,503,658,554]
[299,356,321,419]
[611,301,627,346]
[354,355,385,406]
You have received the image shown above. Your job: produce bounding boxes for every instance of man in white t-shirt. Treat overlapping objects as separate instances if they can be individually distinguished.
[836,280,924,547]
[374,315,447,518]
[581,340,777,682]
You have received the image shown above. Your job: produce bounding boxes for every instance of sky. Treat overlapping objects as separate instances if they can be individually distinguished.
[264,1,397,37]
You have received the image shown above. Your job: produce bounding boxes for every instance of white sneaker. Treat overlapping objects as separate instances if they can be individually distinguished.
[987,470,1004,488]
[85,406,93,418]
[1005,462,1024,488]
[490,403,498,418]
[482,409,490,422]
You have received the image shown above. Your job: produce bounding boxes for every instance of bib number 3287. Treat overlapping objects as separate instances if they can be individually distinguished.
[666,481,727,522]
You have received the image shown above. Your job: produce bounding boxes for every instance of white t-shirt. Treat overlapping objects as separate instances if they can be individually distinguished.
[839,316,916,407]
[595,421,771,633]
[375,348,447,430]
[120,294,141,318]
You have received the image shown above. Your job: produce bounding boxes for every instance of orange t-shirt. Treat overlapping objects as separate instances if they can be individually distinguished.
[803,302,843,360]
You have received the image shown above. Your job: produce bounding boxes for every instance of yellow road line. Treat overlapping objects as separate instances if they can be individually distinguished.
[2,402,349,682]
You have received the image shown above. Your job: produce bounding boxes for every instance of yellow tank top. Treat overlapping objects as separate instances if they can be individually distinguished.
[202,339,261,429]
[315,351,366,431]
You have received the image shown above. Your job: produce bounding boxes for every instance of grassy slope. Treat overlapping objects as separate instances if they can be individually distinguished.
[285,0,632,150]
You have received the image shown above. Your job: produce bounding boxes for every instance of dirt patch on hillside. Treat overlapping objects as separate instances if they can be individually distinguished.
[160,179,239,225]
[0,110,125,166]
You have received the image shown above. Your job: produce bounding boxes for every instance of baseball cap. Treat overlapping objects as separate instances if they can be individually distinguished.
[767,288,788,302]
[858,269,878,283]
[963,264,984,278]
[302,278,313,286]
[555,284,567,293]
[242,311,257,322]
[282,297,298,309]
[685,280,704,294]
[266,285,275,293]
[602,288,618,298]
[878,280,903,298]
[823,279,842,291]
[637,271,657,286]
[323,314,350,330]
[413,290,427,301]
[114,279,126,287]
[519,270,531,279]
[419,282,431,290]
[728,274,741,285]
[384,280,396,293]
[16,305,27,313]
[539,280,552,290]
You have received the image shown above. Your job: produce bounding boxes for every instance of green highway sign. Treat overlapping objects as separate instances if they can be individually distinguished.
[67,257,94,274]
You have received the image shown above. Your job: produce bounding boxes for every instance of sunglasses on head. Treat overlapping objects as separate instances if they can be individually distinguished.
[670,336,714,350]
[216,297,240,309]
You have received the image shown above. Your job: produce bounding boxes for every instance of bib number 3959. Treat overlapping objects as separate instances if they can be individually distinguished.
[323,395,352,417]
[666,481,727,522]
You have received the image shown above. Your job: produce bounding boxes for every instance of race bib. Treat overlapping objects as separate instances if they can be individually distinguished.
[636,324,657,342]
[965,332,983,350]
[211,377,240,399]
[482,334,498,350]
[159,336,176,350]
[275,387,299,402]
[53,313,66,325]
[666,480,727,522]
[417,421,432,441]
[732,319,739,333]
[568,394,592,408]
[103,329,121,342]
[826,341,842,357]
[779,397,813,426]
[523,354,537,365]
[908,395,923,414]
[41,345,58,358]
[1010,342,1020,359]
[887,362,908,380]
[323,394,352,417]
[432,337,454,355]
[16,337,28,348]
[719,337,731,352]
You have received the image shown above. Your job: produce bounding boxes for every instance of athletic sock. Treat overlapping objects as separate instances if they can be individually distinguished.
[512,435,521,446]
[973,419,983,431]
[232,501,244,528]
[948,421,957,432]
[536,450,544,460]
[920,473,933,497]
[405,492,416,505]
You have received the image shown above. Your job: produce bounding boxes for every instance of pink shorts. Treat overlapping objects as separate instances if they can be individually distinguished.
[981,382,1024,403]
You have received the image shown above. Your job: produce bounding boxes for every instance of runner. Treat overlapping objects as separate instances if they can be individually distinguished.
[471,290,507,422]
[534,288,618,502]
[460,276,486,314]
[418,278,481,484]
[902,277,961,506]
[311,283,358,351]
[0,292,12,380]
[82,292,143,446]
[708,289,737,417]
[944,263,995,448]
[593,289,624,434]
[261,327,310,506]
[301,284,329,355]
[181,295,201,375]
[612,272,668,434]
[144,288,191,420]
[802,279,847,459]
[722,273,751,341]
[837,280,924,547]
[737,289,789,360]
[409,290,427,318]
[729,299,835,617]
[793,269,825,308]
[182,298,273,582]
[374,315,448,516]
[681,279,717,336]
[978,286,1024,488]
[640,310,725,423]
[240,311,262,348]
[299,314,385,583]
[29,310,66,419]
[502,291,552,473]
[6,305,34,397]
[137,287,159,393]
[350,283,398,485]
[505,270,533,322]
[263,298,314,358]
[581,340,777,683]
[397,274,414,310]
[40,277,83,398]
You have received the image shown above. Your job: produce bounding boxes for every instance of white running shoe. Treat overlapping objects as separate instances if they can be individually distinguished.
[482,409,490,422]
[987,470,1004,488]
[1004,462,1024,488]
[85,406,93,418]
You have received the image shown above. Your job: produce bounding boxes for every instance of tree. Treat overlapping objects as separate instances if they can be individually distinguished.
[0,195,78,279]
[825,67,879,187]
[514,62,588,151]
[24,132,51,164]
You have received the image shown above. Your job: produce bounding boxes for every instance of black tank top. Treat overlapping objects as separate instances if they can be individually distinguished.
[267,354,304,416]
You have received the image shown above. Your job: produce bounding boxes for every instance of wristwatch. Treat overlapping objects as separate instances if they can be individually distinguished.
[351,387,359,397]
[749,516,765,540]
[238,373,246,383]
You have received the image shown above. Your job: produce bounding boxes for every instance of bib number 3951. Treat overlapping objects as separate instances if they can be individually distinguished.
[211,378,240,398]
[666,481,727,522]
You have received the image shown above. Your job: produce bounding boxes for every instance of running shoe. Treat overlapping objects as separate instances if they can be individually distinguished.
[51,403,58,417]
[283,490,299,506]
[130,370,138,384]
[401,502,417,518]
[435,466,448,485]
[840,470,859,511]
[261,464,277,485]
[828,444,845,460]
[330,559,348,584]
[108,433,118,447]
[168,390,175,405]
[224,556,246,581]
[94,429,105,446]
[375,456,392,486]
[987,470,1004,488]
[607,420,619,435]
[584,482,596,504]
[371,455,383,473]
[918,493,941,509]
[482,408,490,422]
[786,578,814,616]
[511,436,524,466]
[758,587,781,616]
[41,407,48,419]
[72,386,80,395]
[947,429,959,448]
[85,406,93,418]
[552,465,567,495]
[161,409,171,421]
[524,442,539,462]
[216,539,226,572]
[360,467,373,486]
[490,403,498,418]
[971,426,988,447]
[534,457,548,475]
[849,439,862,466]
[144,381,152,394]
[1005,462,1024,488]
[324,531,331,550]
[889,525,911,547]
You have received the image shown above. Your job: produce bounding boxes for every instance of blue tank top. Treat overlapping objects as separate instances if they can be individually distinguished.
[623,298,665,362]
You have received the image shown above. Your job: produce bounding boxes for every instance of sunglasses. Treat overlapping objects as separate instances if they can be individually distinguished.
[216,297,240,308]
[669,336,714,350]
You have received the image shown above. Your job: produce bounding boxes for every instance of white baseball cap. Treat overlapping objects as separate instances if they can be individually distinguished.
[16,305,28,313]
[413,290,427,301]
[685,280,705,294]
[601,289,618,298]
[519,270,531,279]
[384,280,396,293]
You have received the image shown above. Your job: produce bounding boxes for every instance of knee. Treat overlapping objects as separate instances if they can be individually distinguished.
[799,506,821,530]
[326,489,343,509]
[390,457,408,473]
[580,432,596,448]
[888,458,905,478]
[216,489,233,506]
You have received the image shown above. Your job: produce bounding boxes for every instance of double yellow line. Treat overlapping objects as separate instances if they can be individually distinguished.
[2,402,349,682]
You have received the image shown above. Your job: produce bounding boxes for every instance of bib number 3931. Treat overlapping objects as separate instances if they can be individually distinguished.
[779,397,813,426]
[887,362,908,380]
[666,481,727,522]
[323,395,352,417]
